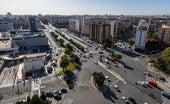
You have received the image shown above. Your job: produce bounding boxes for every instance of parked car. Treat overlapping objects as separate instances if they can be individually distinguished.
[128,97,137,104]
[93,60,98,64]
[47,66,53,74]
[159,77,166,81]
[46,91,53,98]
[61,88,67,94]
[114,85,120,92]
[105,75,109,80]
[144,72,152,77]
[105,66,111,69]
[162,91,170,99]
[121,96,129,104]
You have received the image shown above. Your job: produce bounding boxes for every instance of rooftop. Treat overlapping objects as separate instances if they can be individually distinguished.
[162,24,170,29]
[0,39,11,49]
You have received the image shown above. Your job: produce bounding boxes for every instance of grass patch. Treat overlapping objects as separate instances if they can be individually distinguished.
[56,62,77,76]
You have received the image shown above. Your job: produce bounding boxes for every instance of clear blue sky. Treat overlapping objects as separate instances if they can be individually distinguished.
[0,0,169,15]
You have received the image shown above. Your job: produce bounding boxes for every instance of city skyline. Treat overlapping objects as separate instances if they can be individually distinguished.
[0,0,170,15]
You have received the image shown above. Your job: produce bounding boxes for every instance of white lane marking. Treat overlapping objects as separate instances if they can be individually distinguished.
[109,79,120,87]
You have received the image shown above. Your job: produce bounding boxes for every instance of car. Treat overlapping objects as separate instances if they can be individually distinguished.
[54,90,62,95]
[51,62,57,67]
[47,66,53,74]
[162,91,170,99]
[114,85,120,92]
[128,97,137,104]
[46,91,53,98]
[54,94,62,100]
[99,51,104,54]
[144,72,152,77]
[137,81,149,87]
[121,96,129,104]
[99,59,103,63]
[93,60,98,64]
[105,75,109,80]
[159,77,166,81]
[105,66,111,69]
[61,88,67,94]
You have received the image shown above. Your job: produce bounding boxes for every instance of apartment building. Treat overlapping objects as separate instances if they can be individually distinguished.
[159,24,170,45]
[134,19,149,49]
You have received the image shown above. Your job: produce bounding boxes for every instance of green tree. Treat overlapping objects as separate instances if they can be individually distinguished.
[70,54,80,64]
[128,38,135,46]
[60,56,69,72]
[43,100,52,104]
[58,38,65,47]
[155,47,170,73]
[92,72,105,87]
[111,53,122,60]
[65,43,73,55]
[30,94,42,104]
[102,39,112,49]
[40,92,46,101]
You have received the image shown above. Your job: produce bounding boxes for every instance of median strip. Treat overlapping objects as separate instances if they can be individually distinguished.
[98,61,126,84]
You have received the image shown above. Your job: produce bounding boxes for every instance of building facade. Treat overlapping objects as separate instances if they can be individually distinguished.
[159,24,170,45]
[0,23,13,32]
[134,20,149,49]
[29,17,38,32]
[69,18,80,32]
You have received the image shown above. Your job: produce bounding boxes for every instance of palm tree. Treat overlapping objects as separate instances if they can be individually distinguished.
[60,56,69,72]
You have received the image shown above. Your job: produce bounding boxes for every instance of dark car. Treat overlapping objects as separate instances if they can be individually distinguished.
[46,91,53,98]
[99,51,104,54]
[47,66,53,74]
[61,88,67,94]
[128,97,137,104]
[54,94,62,100]
[159,77,166,81]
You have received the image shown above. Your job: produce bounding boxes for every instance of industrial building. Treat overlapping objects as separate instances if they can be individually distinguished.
[0,32,49,55]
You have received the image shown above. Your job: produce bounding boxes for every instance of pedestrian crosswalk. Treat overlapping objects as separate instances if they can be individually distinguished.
[76,80,92,86]
[62,98,74,104]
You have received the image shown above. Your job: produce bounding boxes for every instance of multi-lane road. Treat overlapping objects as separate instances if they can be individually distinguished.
[0,24,163,104]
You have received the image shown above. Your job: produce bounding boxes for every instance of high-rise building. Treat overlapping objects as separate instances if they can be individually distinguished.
[89,18,112,43]
[0,22,13,32]
[69,18,80,32]
[134,20,149,49]
[29,17,38,32]
[159,24,170,45]
[110,20,123,47]
[89,18,123,44]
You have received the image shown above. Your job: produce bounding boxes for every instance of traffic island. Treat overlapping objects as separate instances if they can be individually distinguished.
[91,72,105,90]
[91,76,98,90]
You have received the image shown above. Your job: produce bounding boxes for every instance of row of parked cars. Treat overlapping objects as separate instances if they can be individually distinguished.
[46,88,67,100]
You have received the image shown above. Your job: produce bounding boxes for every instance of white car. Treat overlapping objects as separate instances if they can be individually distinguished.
[105,75,109,80]
[93,60,98,64]
[137,81,149,87]
[121,96,129,103]
[114,85,120,91]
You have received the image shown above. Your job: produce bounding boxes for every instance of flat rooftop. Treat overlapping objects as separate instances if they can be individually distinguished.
[0,39,11,49]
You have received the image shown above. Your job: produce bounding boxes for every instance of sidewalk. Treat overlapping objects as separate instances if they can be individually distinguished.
[146,62,170,93]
